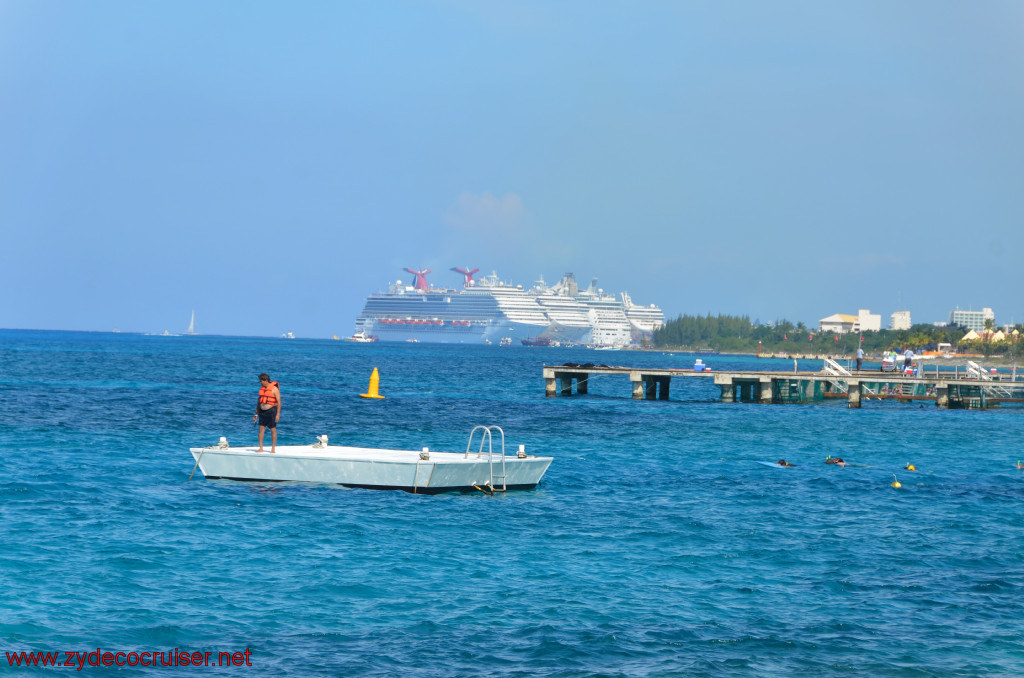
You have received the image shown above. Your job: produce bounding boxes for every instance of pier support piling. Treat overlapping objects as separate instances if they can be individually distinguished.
[935,383,949,409]
[759,378,774,404]
[645,378,657,400]
[657,376,670,400]
[847,380,861,409]
[559,376,572,396]
[631,372,644,399]
[715,374,736,402]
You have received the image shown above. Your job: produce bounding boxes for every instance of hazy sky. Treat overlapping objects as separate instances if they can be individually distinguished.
[3,1,1022,337]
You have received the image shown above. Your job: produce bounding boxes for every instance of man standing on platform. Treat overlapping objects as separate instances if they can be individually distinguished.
[903,348,914,374]
[253,373,281,453]
[856,346,864,372]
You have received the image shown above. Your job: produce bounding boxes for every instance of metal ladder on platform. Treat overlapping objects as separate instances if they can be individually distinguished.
[967,361,1014,398]
[821,357,851,394]
[465,425,507,494]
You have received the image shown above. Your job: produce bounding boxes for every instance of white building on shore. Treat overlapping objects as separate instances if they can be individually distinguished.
[890,310,911,331]
[819,309,881,335]
[949,307,994,332]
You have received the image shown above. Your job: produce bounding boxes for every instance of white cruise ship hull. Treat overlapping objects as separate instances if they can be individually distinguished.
[541,319,592,343]
[357,318,548,344]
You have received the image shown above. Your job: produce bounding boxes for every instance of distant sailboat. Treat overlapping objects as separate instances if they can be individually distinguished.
[185,310,196,335]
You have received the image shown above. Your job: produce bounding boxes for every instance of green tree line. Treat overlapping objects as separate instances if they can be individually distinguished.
[651,313,1022,356]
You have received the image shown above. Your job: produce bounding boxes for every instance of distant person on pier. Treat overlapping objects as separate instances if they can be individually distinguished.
[903,348,914,373]
[253,373,281,453]
[856,346,864,372]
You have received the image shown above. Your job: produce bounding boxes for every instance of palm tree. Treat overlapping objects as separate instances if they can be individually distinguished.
[983,318,995,357]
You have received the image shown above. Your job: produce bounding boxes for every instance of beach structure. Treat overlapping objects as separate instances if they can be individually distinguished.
[962,328,1012,344]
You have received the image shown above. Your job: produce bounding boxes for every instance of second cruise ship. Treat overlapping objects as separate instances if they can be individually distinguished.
[353,267,663,345]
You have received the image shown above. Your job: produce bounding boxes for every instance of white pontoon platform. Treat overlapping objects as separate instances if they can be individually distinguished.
[189,426,552,494]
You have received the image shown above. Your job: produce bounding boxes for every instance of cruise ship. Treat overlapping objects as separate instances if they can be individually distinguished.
[621,291,666,343]
[353,268,664,345]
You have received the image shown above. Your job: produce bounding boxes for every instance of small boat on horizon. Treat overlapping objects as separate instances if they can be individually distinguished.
[345,330,378,343]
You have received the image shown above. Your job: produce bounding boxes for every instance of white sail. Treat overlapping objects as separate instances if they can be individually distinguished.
[186,310,195,335]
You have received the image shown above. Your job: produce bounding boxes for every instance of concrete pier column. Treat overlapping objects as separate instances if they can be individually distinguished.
[560,376,572,396]
[630,372,644,399]
[935,383,949,409]
[715,375,735,402]
[759,378,774,404]
[645,378,657,400]
[575,373,588,395]
[658,376,670,400]
[544,368,557,397]
[847,379,861,408]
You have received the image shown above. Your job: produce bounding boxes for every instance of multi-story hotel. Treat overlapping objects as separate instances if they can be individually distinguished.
[948,307,995,332]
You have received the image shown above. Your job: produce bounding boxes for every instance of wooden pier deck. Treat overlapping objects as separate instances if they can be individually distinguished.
[543,364,1024,409]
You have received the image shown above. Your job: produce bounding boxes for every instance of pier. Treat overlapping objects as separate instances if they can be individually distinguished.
[543,360,1024,409]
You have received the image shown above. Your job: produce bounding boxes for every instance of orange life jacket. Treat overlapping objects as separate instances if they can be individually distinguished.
[258,381,280,406]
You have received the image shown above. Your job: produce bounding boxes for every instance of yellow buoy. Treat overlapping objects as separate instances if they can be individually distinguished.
[359,367,385,399]
[891,474,901,489]
[904,464,917,471]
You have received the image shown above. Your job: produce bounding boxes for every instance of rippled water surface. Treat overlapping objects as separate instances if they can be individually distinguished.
[3,330,1024,676]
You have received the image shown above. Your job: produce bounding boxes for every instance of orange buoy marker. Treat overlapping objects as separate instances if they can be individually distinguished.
[891,474,901,489]
[360,367,385,399]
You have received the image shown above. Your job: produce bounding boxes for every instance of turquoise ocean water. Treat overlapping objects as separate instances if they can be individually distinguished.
[2,329,1024,676]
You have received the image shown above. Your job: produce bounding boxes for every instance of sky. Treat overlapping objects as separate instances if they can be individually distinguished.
[2,1,1022,337]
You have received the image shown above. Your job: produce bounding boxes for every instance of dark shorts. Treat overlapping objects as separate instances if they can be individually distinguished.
[258,406,278,428]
